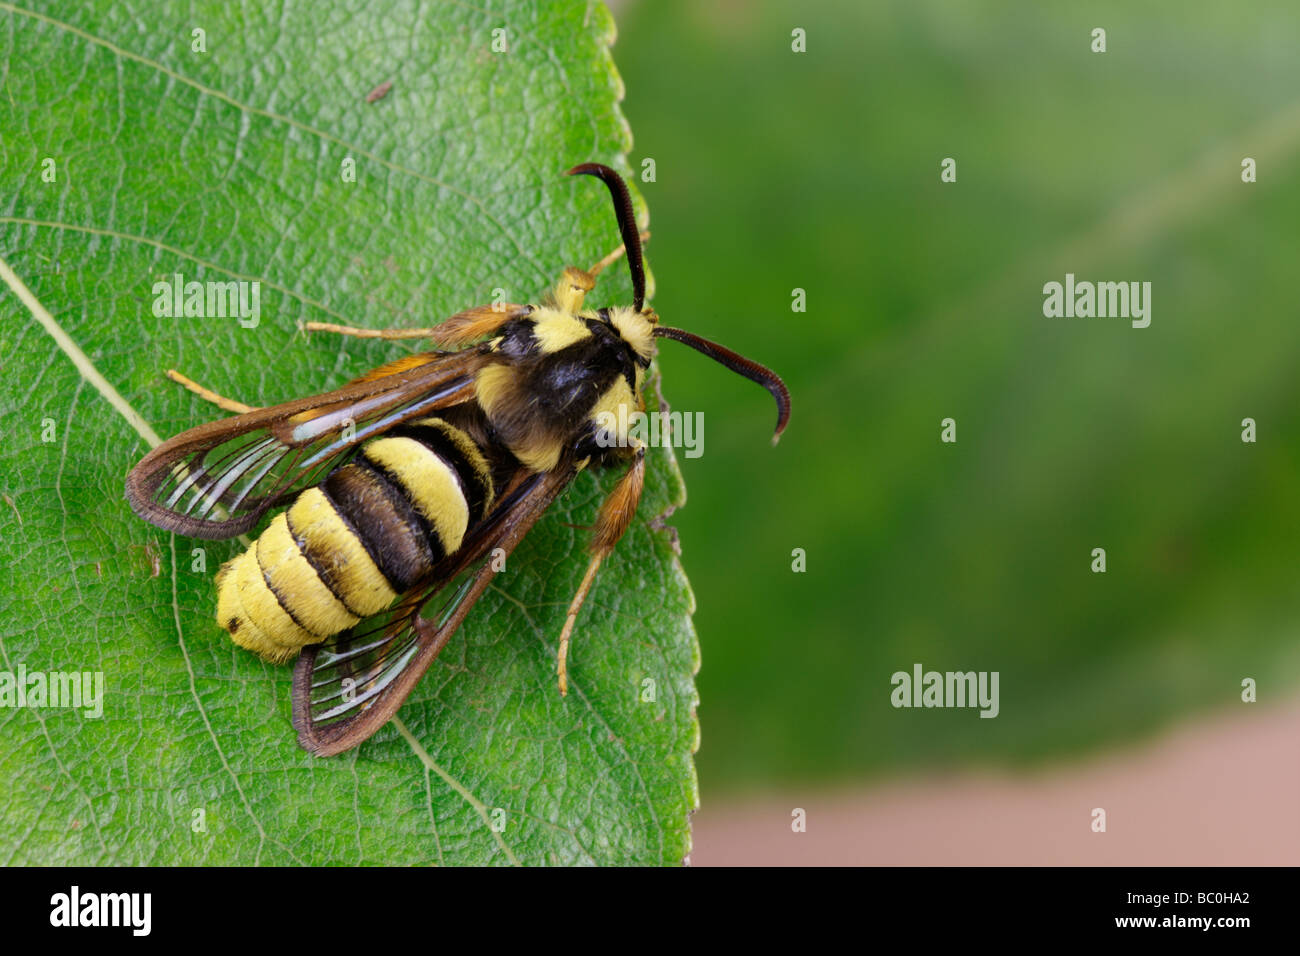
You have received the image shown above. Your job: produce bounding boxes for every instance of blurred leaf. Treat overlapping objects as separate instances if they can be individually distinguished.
[0,0,698,865]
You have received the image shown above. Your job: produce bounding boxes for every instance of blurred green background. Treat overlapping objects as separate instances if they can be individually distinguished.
[612,0,1300,794]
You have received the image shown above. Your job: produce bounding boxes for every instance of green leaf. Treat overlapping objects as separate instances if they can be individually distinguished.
[0,0,698,865]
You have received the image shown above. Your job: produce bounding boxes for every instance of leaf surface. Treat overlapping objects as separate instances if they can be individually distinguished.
[0,0,697,865]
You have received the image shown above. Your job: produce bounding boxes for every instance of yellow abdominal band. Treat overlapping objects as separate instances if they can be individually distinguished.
[215,489,398,663]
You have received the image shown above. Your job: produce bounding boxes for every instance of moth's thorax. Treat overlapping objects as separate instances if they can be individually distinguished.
[475,305,652,471]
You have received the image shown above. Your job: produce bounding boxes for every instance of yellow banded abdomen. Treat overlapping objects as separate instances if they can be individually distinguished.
[215,418,495,662]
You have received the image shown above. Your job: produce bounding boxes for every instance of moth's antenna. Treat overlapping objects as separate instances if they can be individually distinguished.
[566,163,645,312]
[653,326,791,442]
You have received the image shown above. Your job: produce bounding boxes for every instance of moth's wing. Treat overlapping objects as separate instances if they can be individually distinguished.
[126,349,489,539]
[292,465,578,757]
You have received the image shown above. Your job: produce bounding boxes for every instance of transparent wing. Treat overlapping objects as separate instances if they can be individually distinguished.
[292,465,578,756]
[126,349,488,538]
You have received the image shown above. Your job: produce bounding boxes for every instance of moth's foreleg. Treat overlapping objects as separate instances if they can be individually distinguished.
[302,302,532,348]
[165,369,258,414]
[556,444,646,696]
[300,321,435,340]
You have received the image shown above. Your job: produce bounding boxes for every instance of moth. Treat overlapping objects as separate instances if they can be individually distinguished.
[126,164,790,755]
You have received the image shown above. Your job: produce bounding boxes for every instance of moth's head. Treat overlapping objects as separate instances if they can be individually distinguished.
[602,305,656,368]
[569,163,792,442]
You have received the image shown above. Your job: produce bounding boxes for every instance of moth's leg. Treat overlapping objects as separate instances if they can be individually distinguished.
[165,369,258,414]
[302,303,533,348]
[586,229,651,279]
[556,444,646,696]
[556,231,653,314]
[300,322,439,340]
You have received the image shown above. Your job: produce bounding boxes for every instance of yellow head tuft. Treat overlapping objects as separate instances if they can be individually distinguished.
[607,306,656,363]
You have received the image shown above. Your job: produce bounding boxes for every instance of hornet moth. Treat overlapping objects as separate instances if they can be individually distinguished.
[125,164,791,756]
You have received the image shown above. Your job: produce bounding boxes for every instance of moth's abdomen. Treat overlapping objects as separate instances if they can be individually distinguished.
[215,418,495,663]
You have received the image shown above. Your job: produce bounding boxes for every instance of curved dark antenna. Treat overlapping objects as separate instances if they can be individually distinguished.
[566,163,645,312]
[653,326,792,442]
